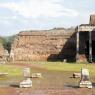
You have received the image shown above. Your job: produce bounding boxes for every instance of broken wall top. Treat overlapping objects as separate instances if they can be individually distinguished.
[18,28,75,36]
[89,15,95,25]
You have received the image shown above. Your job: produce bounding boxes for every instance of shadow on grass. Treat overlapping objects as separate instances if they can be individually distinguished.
[92,83,95,88]
[10,84,19,88]
[64,85,79,89]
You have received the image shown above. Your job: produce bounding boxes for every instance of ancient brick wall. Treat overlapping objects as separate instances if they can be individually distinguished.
[11,28,76,61]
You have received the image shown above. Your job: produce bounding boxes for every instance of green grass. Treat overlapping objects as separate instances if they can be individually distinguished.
[31,61,95,75]
[0,64,23,76]
[0,62,95,77]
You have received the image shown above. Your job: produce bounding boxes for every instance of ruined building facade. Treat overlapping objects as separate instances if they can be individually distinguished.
[11,15,95,62]
[11,28,76,62]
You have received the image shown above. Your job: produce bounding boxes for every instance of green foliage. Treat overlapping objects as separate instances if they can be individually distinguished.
[0,35,16,53]
[3,41,11,53]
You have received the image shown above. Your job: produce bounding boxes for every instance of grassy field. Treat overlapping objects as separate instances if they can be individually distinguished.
[0,62,95,76]
[31,62,95,73]
[0,64,23,76]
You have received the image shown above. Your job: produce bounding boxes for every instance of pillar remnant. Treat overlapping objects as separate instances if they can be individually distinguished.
[79,68,92,88]
[20,68,32,88]
[76,26,79,62]
[89,31,92,63]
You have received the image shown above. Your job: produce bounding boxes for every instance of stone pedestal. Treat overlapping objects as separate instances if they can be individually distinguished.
[23,68,30,78]
[79,81,92,88]
[20,78,32,88]
[79,68,92,88]
[20,68,32,88]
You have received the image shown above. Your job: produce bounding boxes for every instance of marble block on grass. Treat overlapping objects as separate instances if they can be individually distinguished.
[20,78,32,88]
[73,73,81,78]
[79,68,92,88]
[32,73,42,78]
[23,68,30,78]
[79,81,92,88]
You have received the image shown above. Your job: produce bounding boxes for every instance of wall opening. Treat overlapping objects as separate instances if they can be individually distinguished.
[85,40,95,62]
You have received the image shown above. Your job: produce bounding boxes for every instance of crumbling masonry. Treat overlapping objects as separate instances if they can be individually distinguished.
[10,15,95,62]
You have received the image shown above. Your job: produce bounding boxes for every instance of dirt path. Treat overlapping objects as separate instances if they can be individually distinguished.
[0,87,93,95]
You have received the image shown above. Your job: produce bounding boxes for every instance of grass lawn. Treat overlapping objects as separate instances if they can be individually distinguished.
[0,64,23,76]
[0,62,95,76]
[31,61,95,73]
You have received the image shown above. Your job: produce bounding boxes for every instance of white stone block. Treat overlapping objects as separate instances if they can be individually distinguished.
[23,68,30,78]
[79,81,92,88]
[81,68,89,76]
[79,68,92,89]
[20,78,32,88]
[32,73,42,78]
[73,73,81,78]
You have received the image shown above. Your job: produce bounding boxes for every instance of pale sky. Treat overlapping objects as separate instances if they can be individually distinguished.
[0,0,95,36]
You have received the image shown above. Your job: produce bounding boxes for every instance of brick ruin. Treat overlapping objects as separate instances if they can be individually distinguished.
[76,15,95,62]
[11,28,76,62]
[0,15,94,62]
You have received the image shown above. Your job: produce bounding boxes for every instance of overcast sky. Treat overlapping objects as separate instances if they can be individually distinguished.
[0,0,95,36]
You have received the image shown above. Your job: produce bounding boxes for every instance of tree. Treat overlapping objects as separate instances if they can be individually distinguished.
[3,41,11,53]
[1,35,16,53]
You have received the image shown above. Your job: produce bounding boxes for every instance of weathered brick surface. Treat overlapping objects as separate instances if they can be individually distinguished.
[11,28,76,61]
